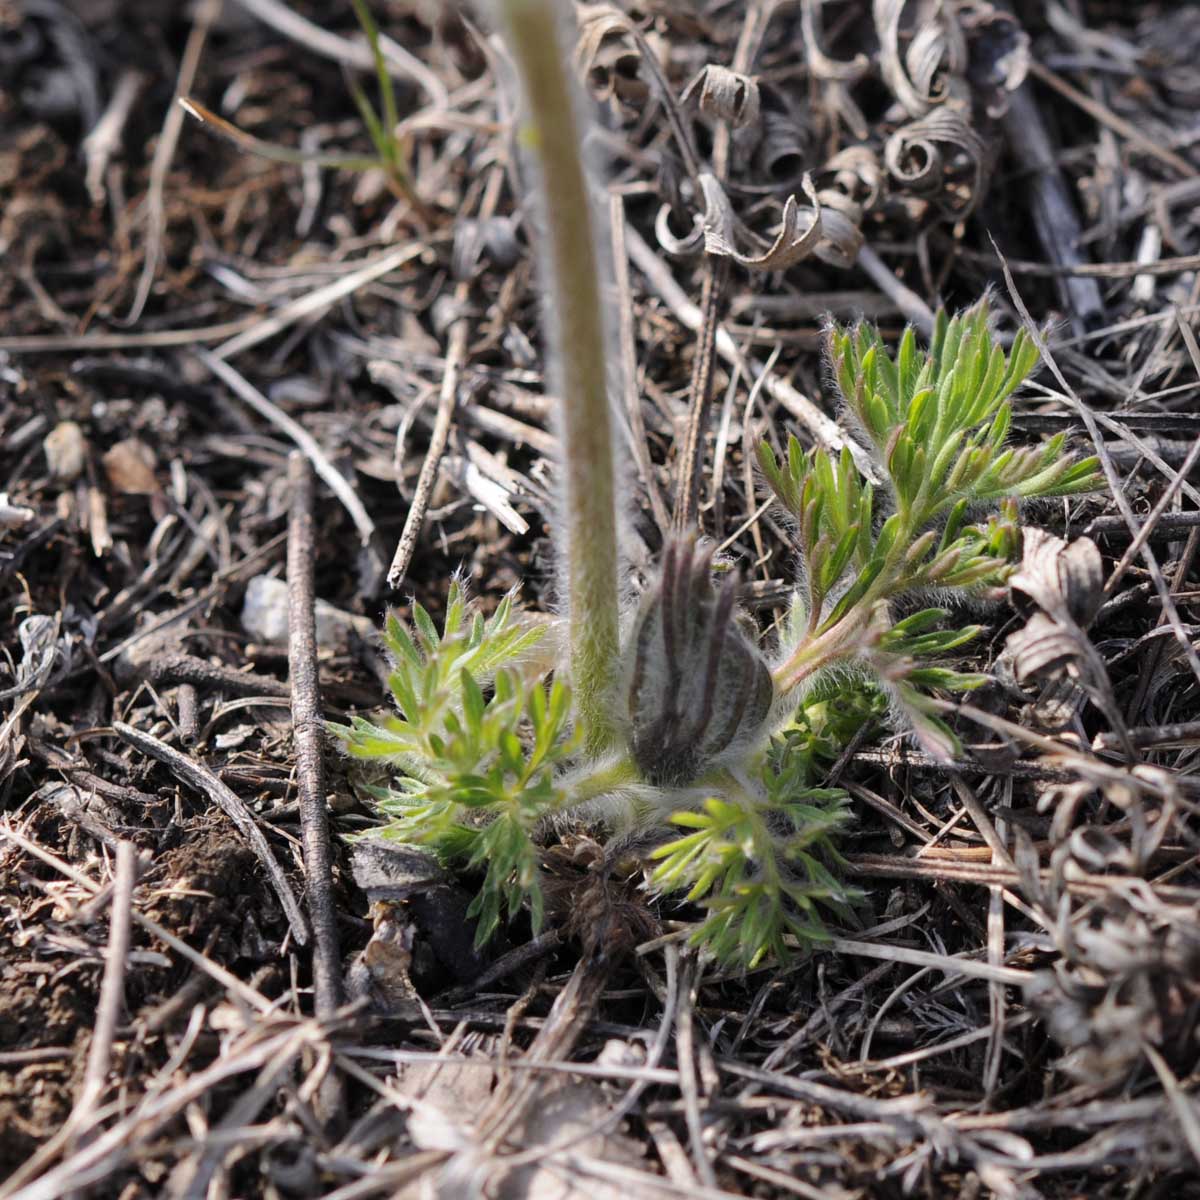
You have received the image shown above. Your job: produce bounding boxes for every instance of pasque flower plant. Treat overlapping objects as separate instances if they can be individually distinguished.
[332,0,1102,968]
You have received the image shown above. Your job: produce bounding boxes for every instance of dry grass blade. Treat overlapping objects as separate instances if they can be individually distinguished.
[125,0,220,324]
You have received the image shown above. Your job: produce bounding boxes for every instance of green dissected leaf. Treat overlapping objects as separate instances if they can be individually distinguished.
[758,439,797,515]
[465,811,544,947]
[338,300,1108,977]
[651,745,862,969]
[880,622,982,657]
[890,681,963,760]
[460,669,486,732]
[330,587,571,947]
[823,299,1094,527]
[384,612,421,665]
[903,667,988,690]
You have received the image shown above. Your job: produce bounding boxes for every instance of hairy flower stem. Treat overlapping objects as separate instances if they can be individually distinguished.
[771,614,868,698]
[493,0,621,755]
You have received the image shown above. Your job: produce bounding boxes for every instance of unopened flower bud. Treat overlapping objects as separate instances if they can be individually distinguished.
[626,540,773,785]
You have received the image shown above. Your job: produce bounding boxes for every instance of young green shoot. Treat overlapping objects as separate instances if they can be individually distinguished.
[329,11,1102,970]
[760,301,1100,753]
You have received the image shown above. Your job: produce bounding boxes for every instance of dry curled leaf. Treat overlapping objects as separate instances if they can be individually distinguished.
[575,4,697,173]
[874,0,969,119]
[755,95,817,182]
[0,614,66,702]
[1006,528,1127,744]
[575,4,647,106]
[884,101,989,216]
[692,172,861,270]
[817,145,885,225]
[451,214,521,281]
[574,3,637,73]
[1007,611,1087,683]
[681,64,760,128]
[800,0,870,139]
[700,173,822,269]
[1010,528,1104,628]
[653,199,703,257]
[801,0,870,84]
[1005,528,1103,686]
[961,1,1030,117]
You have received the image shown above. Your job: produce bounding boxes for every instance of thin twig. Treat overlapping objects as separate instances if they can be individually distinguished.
[672,0,768,533]
[67,841,137,1148]
[234,0,448,108]
[1028,59,1198,179]
[287,453,345,1123]
[0,316,260,354]
[127,0,221,323]
[610,191,670,534]
[958,244,1200,279]
[1002,79,1105,335]
[825,937,1031,986]
[675,956,718,1187]
[175,683,199,745]
[674,257,729,533]
[388,293,469,590]
[999,248,1200,693]
[857,244,935,336]
[211,241,423,362]
[82,69,145,207]
[625,222,878,481]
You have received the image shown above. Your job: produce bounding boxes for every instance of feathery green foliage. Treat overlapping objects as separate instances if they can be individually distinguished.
[334,304,1102,968]
[762,299,1102,754]
[330,583,570,946]
[194,0,1103,970]
[649,711,868,968]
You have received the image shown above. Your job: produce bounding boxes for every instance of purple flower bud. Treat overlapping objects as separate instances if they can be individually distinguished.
[627,539,773,785]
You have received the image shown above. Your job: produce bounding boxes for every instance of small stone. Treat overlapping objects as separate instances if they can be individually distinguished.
[239,574,375,653]
[43,420,87,482]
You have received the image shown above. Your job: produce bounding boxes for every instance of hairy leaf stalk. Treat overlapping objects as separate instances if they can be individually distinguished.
[494,0,621,753]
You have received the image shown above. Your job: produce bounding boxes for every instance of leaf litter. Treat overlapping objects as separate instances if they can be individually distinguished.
[3,1,1200,1197]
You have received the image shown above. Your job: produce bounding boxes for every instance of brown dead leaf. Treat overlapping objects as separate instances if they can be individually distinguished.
[681,65,760,128]
[1010,528,1104,628]
[884,102,989,217]
[697,173,862,270]
[875,0,968,117]
[102,437,160,496]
